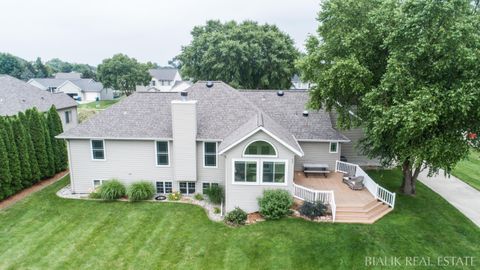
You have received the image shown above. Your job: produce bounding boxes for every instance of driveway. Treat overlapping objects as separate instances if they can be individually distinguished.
[418,170,480,227]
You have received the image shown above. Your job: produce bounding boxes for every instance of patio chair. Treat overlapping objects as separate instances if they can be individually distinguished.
[342,176,365,190]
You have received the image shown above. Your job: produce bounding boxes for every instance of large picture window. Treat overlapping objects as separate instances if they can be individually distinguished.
[234,161,257,183]
[156,141,169,166]
[91,140,105,160]
[262,162,286,183]
[204,142,217,167]
[244,141,276,156]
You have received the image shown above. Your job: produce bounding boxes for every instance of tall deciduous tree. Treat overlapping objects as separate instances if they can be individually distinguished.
[299,0,480,195]
[97,54,150,95]
[175,20,300,89]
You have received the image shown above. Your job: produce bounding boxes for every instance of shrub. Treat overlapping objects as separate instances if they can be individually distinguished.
[194,193,204,201]
[98,180,126,200]
[299,201,327,220]
[204,185,224,204]
[224,207,247,226]
[258,189,293,220]
[89,191,101,199]
[213,207,221,214]
[168,191,182,201]
[127,181,155,201]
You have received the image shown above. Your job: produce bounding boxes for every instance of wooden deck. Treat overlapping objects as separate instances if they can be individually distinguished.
[294,171,375,208]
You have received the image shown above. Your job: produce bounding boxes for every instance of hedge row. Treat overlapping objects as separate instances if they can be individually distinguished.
[0,106,67,200]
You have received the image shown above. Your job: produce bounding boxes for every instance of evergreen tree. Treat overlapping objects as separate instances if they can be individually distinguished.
[43,117,56,177]
[19,112,41,182]
[47,106,67,172]
[0,117,12,199]
[11,116,32,187]
[26,108,49,179]
[1,118,22,192]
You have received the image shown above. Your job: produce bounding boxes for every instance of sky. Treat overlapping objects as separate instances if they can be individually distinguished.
[0,0,320,66]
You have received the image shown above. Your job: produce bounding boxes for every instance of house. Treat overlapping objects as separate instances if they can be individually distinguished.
[28,72,114,102]
[58,81,395,222]
[0,75,78,131]
[291,74,311,90]
[136,68,191,92]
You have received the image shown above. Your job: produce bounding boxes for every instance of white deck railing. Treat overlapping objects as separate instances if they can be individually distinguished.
[293,184,336,222]
[335,161,396,208]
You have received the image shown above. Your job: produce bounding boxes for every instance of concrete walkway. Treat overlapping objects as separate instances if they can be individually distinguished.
[418,170,480,227]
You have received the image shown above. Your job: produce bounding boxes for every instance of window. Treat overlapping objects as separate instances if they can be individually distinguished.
[161,80,165,86]
[202,182,219,194]
[262,162,286,183]
[151,80,156,86]
[65,110,71,124]
[244,141,276,156]
[93,179,108,188]
[156,181,172,194]
[91,140,105,160]
[234,161,257,183]
[329,142,338,153]
[179,182,196,194]
[204,142,217,167]
[156,141,169,166]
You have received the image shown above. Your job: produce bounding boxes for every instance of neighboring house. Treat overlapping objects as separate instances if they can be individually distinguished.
[0,75,78,131]
[291,74,311,90]
[28,72,114,102]
[136,68,191,92]
[57,81,391,216]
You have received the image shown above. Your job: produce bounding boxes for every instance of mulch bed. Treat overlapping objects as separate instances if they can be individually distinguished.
[0,170,69,210]
[246,212,265,224]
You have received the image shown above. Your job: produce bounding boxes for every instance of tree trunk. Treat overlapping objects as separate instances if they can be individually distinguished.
[400,159,420,195]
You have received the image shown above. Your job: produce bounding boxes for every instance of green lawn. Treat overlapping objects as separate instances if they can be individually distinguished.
[0,171,478,269]
[78,99,121,110]
[452,149,480,191]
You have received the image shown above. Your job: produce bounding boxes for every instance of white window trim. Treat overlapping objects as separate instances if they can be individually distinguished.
[260,159,288,186]
[179,181,196,195]
[329,142,338,153]
[203,141,218,168]
[155,181,173,194]
[232,158,260,185]
[242,140,278,158]
[155,141,170,167]
[92,179,108,189]
[90,139,106,161]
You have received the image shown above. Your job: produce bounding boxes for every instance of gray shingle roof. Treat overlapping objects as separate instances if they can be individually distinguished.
[58,82,348,149]
[149,68,179,81]
[239,90,349,141]
[31,78,104,92]
[0,75,77,116]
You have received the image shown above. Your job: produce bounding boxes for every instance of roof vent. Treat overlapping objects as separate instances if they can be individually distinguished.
[277,90,284,96]
[303,110,309,117]
[206,81,214,88]
[180,91,188,101]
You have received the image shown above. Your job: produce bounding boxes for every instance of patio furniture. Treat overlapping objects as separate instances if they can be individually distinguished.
[343,176,365,190]
[303,163,330,177]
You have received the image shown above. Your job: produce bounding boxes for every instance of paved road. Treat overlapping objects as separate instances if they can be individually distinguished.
[418,170,480,228]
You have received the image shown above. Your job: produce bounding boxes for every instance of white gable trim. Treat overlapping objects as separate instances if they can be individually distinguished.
[218,127,304,157]
[57,80,82,92]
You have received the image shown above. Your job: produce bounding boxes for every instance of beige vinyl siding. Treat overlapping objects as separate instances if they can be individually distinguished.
[196,142,225,185]
[171,100,197,181]
[68,139,173,193]
[57,107,78,131]
[224,131,295,213]
[294,142,340,171]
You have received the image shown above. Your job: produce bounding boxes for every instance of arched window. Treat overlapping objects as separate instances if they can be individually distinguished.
[244,140,277,156]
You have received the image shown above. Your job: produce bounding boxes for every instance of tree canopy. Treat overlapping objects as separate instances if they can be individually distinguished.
[174,20,300,89]
[97,54,151,95]
[299,0,480,195]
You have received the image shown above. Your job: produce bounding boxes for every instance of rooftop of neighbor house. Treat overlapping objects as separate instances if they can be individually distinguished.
[29,72,104,92]
[0,75,77,116]
[149,68,180,81]
[57,81,349,148]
